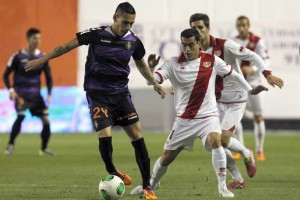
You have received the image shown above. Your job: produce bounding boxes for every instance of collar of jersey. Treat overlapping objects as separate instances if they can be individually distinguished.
[105,26,131,38]
[177,52,202,63]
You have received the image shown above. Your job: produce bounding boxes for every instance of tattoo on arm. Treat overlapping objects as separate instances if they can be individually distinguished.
[54,46,66,57]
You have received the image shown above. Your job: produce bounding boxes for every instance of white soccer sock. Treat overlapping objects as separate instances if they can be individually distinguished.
[254,121,266,152]
[227,137,250,158]
[225,149,243,182]
[235,122,244,145]
[150,157,168,188]
[212,147,227,188]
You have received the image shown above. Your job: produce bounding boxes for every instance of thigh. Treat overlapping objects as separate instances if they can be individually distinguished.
[113,92,139,127]
[164,118,196,151]
[198,116,222,150]
[86,93,113,131]
[248,93,264,116]
[29,95,48,117]
[220,103,246,131]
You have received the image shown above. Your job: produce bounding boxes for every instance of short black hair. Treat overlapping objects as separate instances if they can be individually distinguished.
[236,15,250,26]
[181,29,201,42]
[189,13,210,27]
[26,28,40,39]
[115,2,136,14]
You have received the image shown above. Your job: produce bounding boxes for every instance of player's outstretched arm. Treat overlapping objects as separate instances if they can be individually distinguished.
[25,38,80,71]
[135,58,166,99]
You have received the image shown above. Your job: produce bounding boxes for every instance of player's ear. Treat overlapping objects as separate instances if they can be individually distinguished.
[113,14,117,22]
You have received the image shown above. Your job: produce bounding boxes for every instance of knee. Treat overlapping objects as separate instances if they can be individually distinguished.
[254,115,263,123]
[16,115,25,122]
[160,151,175,166]
[221,130,232,147]
[41,116,50,125]
[207,133,222,148]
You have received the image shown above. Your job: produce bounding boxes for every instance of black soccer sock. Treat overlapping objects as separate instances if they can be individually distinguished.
[41,124,51,150]
[131,138,151,189]
[8,115,25,145]
[99,137,116,174]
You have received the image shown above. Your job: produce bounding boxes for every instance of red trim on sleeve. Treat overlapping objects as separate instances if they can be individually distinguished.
[262,70,272,78]
[223,66,233,78]
[155,71,164,84]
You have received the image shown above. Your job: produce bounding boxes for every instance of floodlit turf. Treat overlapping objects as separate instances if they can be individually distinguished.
[1,131,300,200]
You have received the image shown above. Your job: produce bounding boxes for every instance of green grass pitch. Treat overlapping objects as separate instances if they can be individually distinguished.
[1,131,300,200]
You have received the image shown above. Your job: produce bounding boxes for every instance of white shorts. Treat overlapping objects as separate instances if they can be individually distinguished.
[164,116,221,151]
[217,102,247,132]
[246,92,264,116]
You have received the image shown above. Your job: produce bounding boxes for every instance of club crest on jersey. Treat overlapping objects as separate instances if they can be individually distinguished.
[214,50,221,57]
[126,41,132,50]
[203,62,211,68]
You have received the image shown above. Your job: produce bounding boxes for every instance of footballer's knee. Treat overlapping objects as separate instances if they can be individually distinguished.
[123,122,143,141]
[160,150,180,166]
[97,126,112,138]
[207,132,222,148]
[221,130,232,147]
[253,115,263,123]
[41,115,50,125]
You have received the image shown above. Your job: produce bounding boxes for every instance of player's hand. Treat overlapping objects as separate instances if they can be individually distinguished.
[9,90,18,100]
[169,86,174,95]
[241,66,254,75]
[25,59,42,71]
[249,85,269,95]
[153,83,166,99]
[46,95,51,104]
[148,54,160,69]
[266,74,284,89]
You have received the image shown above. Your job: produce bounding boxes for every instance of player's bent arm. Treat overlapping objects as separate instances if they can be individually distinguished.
[25,38,80,71]
[3,67,13,90]
[134,58,157,86]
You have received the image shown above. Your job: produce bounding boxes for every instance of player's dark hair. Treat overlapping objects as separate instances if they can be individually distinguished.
[115,2,136,14]
[26,28,40,39]
[189,13,210,27]
[237,15,250,26]
[181,29,201,42]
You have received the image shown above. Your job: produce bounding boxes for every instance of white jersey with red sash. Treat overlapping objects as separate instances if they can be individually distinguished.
[153,52,234,119]
[202,35,271,103]
[233,32,270,86]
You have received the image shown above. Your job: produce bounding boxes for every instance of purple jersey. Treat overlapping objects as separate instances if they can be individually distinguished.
[76,26,145,94]
[3,49,52,95]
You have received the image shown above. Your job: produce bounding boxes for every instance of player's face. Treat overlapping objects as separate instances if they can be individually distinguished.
[190,20,210,42]
[236,19,250,39]
[28,33,41,49]
[181,36,200,61]
[113,12,135,37]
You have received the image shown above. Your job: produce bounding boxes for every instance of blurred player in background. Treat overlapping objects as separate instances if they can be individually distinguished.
[3,28,53,156]
[233,16,269,161]
[131,29,268,198]
[25,2,165,199]
[188,13,283,189]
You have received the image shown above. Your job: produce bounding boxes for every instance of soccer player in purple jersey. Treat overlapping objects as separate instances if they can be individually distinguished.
[25,2,165,199]
[3,28,54,156]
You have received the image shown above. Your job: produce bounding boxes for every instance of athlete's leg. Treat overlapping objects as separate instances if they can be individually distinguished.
[123,122,151,189]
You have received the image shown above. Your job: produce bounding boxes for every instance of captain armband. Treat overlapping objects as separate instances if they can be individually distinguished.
[54,46,66,56]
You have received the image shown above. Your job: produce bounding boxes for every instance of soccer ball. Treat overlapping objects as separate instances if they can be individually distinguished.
[99,175,125,200]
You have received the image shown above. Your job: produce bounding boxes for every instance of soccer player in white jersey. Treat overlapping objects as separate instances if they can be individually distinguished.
[131,29,268,198]
[233,16,269,161]
[188,13,283,189]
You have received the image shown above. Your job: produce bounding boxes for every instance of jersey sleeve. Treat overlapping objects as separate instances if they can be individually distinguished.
[153,58,173,84]
[76,28,98,45]
[3,53,19,89]
[255,39,270,68]
[224,40,272,77]
[214,56,252,92]
[214,56,234,78]
[132,37,146,60]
